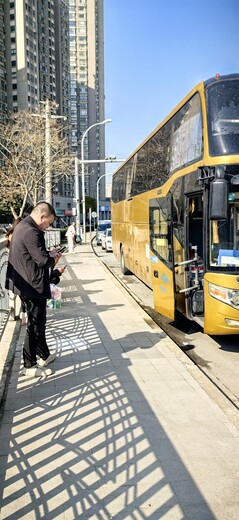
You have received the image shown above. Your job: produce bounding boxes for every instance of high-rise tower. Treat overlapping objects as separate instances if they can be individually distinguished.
[0,0,7,123]
[3,0,106,218]
[4,0,65,111]
[69,0,106,202]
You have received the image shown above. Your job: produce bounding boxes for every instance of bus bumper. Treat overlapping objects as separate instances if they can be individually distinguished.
[204,277,239,335]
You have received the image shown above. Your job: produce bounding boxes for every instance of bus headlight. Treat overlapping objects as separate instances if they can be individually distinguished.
[209,283,239,309]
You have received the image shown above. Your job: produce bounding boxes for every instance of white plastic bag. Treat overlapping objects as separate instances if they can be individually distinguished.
[50,283,62,301]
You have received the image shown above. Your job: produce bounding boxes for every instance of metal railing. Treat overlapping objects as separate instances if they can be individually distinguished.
[0,237,11,336]
[44,228,61,249]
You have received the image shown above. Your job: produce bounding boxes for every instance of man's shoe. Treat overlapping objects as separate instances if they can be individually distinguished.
[38,352,56,367]
[21,366,53,377]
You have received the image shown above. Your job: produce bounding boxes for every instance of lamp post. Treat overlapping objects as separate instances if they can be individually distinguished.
[74,156,81,240]
[97,173,110,223]
[81,119,112,243]
[75,157,124,244]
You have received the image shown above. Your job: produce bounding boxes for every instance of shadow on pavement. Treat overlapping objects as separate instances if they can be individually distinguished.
[0,262,225,519]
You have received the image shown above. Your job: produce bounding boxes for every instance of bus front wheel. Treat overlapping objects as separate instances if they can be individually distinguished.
[120,247,131,275]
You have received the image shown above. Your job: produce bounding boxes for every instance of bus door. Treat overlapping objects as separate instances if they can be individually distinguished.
[184,193,204,319]
[172,192,187,317]
[149,196,176,320]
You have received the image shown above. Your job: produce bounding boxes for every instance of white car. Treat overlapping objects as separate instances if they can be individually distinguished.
[101,228,112,252]
[96,220,111,245]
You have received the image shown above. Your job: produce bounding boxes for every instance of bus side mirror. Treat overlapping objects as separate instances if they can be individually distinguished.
[209,178,228,220]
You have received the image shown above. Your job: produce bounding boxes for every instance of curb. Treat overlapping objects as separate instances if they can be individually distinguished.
[0,317,20,420]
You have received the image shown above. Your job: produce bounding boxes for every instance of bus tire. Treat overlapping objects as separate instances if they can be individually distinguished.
[120,247,131,275]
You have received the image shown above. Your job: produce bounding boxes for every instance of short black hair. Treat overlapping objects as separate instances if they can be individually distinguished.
[33,201,56,218]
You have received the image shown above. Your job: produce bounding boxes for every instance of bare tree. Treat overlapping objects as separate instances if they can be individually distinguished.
[0,108,72,218]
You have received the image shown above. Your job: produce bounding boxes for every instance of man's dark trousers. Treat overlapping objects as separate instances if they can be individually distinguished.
[20,297,50,368]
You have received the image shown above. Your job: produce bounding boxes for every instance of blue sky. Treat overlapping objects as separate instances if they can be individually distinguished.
[104,0,239,174]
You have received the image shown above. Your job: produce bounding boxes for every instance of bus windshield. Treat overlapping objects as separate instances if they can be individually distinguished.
[210,193,239,269]
[207,79,239,156]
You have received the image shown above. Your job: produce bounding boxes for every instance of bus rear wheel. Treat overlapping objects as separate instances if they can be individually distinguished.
[120,247,131,275]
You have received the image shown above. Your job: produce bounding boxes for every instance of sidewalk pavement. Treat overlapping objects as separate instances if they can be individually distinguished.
[0,242,239,520]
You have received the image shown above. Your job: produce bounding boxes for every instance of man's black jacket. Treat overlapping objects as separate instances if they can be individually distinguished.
[5,216,55,299]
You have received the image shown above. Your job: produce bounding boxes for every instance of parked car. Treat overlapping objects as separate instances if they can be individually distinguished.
[96,220,111,245]
[101,228,112,252]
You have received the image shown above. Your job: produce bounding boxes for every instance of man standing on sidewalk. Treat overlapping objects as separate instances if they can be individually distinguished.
[5,201,62,378]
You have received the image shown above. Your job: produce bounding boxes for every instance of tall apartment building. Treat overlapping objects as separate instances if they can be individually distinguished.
[3,0,107,218]
[0,0,7,123]
[53,0,74,210]
[54,0,71,121]
[69,0,106,207]
[4,0,60,111]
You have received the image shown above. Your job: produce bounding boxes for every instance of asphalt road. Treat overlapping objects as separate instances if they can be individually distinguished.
[94,243,239,414]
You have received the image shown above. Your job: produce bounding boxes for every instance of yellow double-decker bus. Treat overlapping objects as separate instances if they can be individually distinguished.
[111,73,239,335]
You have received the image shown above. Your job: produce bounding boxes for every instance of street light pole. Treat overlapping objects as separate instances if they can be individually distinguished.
[74,156,81,240]
[75,157,124,241]
[81,119,112,243]
[97,173,109,223]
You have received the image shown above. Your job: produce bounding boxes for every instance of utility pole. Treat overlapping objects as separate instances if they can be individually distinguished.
[34,100,66,206]
[45,99,51,204]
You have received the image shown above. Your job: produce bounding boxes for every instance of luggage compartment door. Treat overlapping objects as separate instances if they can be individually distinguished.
[149,196,176,320]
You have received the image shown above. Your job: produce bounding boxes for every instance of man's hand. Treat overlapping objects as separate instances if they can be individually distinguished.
[49,249,62,264]
[58,267,66,274]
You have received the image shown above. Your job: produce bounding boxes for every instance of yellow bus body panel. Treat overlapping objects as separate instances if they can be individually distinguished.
[151,258,175,320]
[112,195,152,288]
[204,273,239,335]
